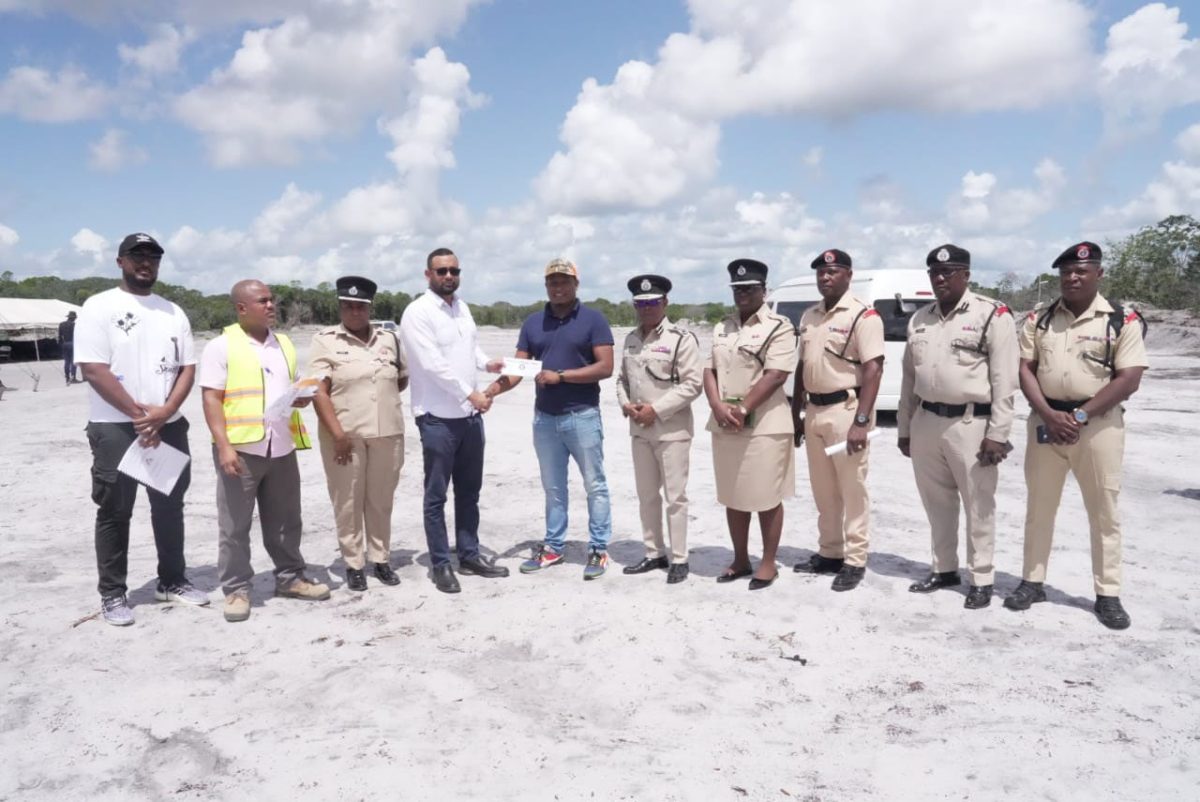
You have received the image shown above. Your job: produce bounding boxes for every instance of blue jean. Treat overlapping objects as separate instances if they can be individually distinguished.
[416,414,484,567]
[532,407,611,552]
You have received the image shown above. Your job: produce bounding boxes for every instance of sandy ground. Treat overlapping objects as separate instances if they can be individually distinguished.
[0,324,1198,802]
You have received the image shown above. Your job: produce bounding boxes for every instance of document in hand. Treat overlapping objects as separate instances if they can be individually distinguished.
[265,376,321,421]
[501,357,543,378]
[823,428,883,457]
[117,439,191,496]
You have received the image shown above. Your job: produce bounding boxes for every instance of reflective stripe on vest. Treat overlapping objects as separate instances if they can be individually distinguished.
[221,323,311,450]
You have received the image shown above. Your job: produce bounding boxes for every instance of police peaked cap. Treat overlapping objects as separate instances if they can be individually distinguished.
[1052,241,1102,268]
[727,258,769,285]
[627,274,672,300]
[336,275,378,303]
[926,244,970,268]
[811,248,852,269]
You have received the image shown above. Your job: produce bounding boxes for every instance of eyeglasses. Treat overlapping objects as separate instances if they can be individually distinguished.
[434,267,461,277]
[633,298,664,308]
[927,267,966,278]
[731,284,762,294]
[124,253,162,264]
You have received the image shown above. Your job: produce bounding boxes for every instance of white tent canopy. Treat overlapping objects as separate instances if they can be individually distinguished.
[0,298,84,334]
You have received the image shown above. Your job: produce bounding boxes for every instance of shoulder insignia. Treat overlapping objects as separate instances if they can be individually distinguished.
[995,305,1010,317]
[1025,311,1037,321]
[1124,310,1138,324]
[862,309,880,318]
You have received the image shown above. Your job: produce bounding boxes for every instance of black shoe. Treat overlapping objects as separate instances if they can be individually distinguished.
[908,571,961,594]
[748,572,777,591]
[794,554,845,575]
[964,584,993,609]
[373,562,400,586]
[666,563,689,584]
[623,556,669,575]
[716,566,753,583]
[346,568,368,592]
[458,556,510,578]
[1094,595,1131,630]
[432,564,461,594]
[1003,580,1046,611]
[831,565,865,592]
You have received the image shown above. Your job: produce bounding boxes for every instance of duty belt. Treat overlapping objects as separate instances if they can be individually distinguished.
[920,400,992,418]
[807,387,859,406]
[1045,397,1088,412]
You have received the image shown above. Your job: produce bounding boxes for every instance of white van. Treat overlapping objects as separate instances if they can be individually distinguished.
[767,268,935,412]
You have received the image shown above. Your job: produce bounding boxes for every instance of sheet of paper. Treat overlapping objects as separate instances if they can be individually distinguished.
[501,357,543,378]
[117,438,191,496]
[265,376,321,421]
[823,427,883,457]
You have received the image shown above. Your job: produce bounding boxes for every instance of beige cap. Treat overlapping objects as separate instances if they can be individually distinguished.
[544,258,579,278]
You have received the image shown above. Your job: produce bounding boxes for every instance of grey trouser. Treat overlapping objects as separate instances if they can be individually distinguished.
[214,447,307,595]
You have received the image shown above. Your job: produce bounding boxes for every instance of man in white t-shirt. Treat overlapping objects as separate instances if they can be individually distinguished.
[75,232,209,626]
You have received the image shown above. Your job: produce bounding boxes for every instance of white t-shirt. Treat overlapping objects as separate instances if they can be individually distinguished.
[74,287,196,423]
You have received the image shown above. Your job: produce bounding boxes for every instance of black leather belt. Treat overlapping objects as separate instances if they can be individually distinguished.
[1045,397,1088,412]
[920,400,992,418]
[808,387,858,406]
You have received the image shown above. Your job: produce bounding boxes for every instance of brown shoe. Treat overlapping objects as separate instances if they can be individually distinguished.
[223,590,251,623]
[276,578,331,601]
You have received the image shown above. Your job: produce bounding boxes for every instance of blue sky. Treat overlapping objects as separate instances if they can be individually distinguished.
[1,0,1197,303]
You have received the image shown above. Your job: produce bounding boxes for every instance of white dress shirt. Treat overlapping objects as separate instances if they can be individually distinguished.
[198,330,296,458]
[400,290,489,419]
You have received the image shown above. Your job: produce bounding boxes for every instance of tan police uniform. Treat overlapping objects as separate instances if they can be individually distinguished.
[616,319,703,564]
[707,306,798,511]
[1018,294,1148,596]
[798,292,885,567]
[308,324,408,570]
[898,292,1019,586]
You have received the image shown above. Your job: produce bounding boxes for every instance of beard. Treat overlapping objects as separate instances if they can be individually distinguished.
[123,268,157,291]
[431,280,458,297]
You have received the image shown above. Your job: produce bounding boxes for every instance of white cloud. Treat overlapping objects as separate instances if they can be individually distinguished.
[1086,122,1200,233]
[252,183,322,247]
[0,222,18,248]
[537,0,1093,213]
[173,1,479,167]
[118,24,192,76]
[1099,3,1200,136]
[70,228,109,262]
[949,159,1067,232]
[87,128,148,171]
[802,146,823,169]
[0,65,110,122]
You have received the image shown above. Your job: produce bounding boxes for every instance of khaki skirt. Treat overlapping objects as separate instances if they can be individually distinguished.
[711,431,795,512]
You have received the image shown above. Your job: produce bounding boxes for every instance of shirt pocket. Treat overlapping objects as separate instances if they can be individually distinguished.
[641,351,675,384]
[908,334,930,363]
[1079,346,1111,380]
[950,339,983,368]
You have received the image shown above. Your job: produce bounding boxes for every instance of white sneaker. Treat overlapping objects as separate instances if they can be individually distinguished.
[154,581,211,606]
[101,594,135,626]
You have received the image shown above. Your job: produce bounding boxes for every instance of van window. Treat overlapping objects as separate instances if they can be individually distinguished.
[872,298,929,342]
[774,301,818,328]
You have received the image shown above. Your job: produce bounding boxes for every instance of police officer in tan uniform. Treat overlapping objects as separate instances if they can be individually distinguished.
[791,248,884,592]
[1006,241,1147,630]
[897,244,1018,609]
[309,276,408,592]
[616,274,703,584]
[706,259,798,590]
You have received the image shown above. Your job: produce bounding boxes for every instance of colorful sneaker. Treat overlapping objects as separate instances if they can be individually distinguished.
[519,544,564,574]
[154,581,211,607]
[101,594,134,627]
[583,549,609,580]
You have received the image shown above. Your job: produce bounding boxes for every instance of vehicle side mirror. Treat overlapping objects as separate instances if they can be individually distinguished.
[894,292,917,315]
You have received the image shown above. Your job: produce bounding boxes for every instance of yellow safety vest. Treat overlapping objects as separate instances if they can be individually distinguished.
[221,323,311,449]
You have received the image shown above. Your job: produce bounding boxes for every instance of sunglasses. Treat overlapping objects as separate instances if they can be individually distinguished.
[434,267,461,277]
[633,298,664,308]
[732,284,763,294]
[124,253,162,264]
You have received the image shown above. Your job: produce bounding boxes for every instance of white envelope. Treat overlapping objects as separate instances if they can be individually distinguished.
[501,357,543,378]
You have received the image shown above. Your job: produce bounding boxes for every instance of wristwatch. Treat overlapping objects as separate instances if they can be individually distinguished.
[556,369,565,383]
[1073,408,1089,425]
[853,414,870,427]
[736,404,749,418]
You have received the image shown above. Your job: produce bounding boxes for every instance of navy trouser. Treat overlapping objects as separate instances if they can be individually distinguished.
[86,418,191,597]
[416,413,484,567]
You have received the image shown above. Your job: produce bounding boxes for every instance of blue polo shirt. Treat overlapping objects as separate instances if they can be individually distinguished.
[517,301,614,415]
